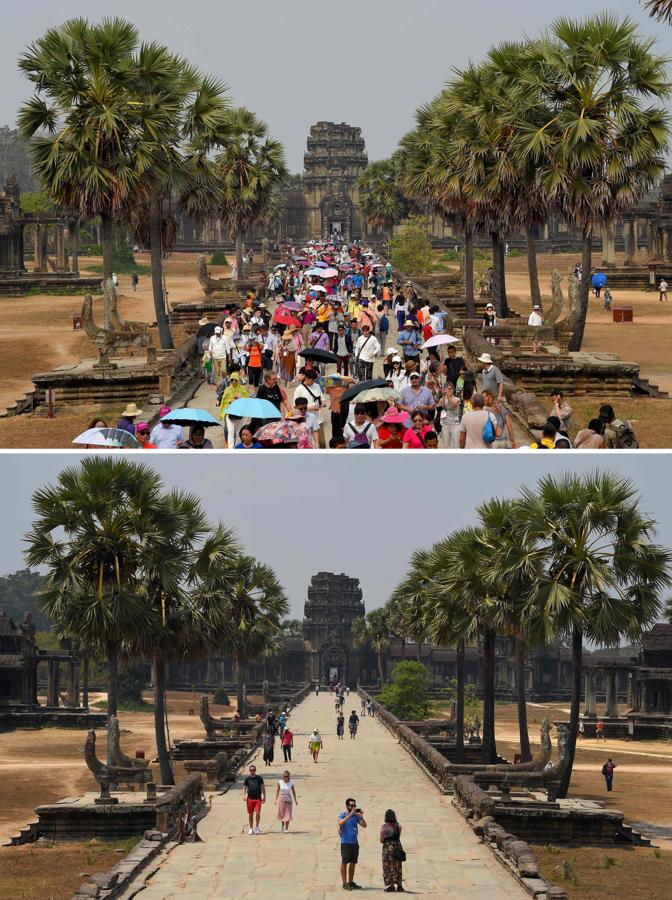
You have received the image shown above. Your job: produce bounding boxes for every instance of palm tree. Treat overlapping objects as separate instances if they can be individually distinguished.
[17,18,151,279]
[206,555,287,717]
[427,528,500,764]
[131,56,230,349]
[24,457,161,763]
[514,16,671,350]
[515,472,672,797]
[353,608,392,686]
[645,1,672,24]
[357,156,411,241]
[215,108,287,280]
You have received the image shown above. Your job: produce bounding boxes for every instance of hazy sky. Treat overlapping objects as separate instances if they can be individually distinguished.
[2,1,670,171]
[1,452,671,618]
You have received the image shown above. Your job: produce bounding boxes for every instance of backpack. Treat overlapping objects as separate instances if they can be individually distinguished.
[482,415,496,445]
[612,422,639,449]
[601,763,609,776]
[349,422,372,448]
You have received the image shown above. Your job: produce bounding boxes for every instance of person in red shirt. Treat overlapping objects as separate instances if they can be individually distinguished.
[281,727,294,762]
[403,412,434,449]
[378,408,406,449]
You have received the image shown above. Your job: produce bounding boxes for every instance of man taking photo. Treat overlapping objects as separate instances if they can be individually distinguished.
[338,797,367,890]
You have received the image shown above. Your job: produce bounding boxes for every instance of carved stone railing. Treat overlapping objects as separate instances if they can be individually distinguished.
[154,774,205,835]
[84,730,150,802]
[110,715,150,771]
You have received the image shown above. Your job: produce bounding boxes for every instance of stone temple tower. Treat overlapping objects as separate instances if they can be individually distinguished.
[303,572,365,686]
[303,123,368,241]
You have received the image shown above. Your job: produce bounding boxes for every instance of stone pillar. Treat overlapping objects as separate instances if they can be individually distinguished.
[67,661,79,708]
[33,225,41,273]
[39,224,49,272]
[47,660,60,707]
[56,225,66,272]
[584,670,597,717]
[602,223,615,268]
[605,672,619,718]
[623,221,634,266]
[629,672,640,711]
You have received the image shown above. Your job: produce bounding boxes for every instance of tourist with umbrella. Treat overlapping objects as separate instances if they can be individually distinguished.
[180,425,214,449]
[218,373,250,448]
[591,271,607,298]
[149,405,185,449]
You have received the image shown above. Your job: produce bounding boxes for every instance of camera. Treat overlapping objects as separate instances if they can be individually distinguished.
[355,808,362,815]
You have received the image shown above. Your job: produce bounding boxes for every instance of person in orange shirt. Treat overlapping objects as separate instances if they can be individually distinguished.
[247,333,264,390]
[381,284,392,310]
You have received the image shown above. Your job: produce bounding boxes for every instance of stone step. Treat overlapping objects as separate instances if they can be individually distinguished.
[617,822,654,847]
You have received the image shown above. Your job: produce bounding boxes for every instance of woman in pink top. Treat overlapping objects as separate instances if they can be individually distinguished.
[403,412,433,449]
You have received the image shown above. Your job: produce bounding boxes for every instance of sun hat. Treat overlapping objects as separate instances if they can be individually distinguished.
[486,303,494,310]
[478,353,493,364]
[198,317,209,326]
[121,402,143,418]
[405,360,417,371]
[281,331,294,341]
[214,325,222,334]
[136,421,150,432]
[381,408,408,425]
[385,348,397,357]
[404,319,413,327]
[159,405,172,418]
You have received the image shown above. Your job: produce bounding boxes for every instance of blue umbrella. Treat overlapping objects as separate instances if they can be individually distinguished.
[592,272,608,288]
[222,397,282,419]
[305,267,327,277]
[160,408,221,427]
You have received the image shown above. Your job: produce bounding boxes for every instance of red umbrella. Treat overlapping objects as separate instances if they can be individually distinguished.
[273,313,302,327]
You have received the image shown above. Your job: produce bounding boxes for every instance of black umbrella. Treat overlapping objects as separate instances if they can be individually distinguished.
[196,323,218,341]
[298,348,338,364]
[340,378,391,405]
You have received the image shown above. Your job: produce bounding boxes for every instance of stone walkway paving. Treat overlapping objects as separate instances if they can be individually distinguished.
[121,694,525,898]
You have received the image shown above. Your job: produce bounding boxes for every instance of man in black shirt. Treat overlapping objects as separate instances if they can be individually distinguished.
[256,371,289,416]
[243,764,266,835]
[443,345,465,387]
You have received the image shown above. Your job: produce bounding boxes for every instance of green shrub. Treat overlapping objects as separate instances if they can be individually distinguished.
[118,660,148,706]
[210,250,229,266]
[389,217,434,275]
[213,687,230,706]
[507,248,523,258]
[377,660,429,720]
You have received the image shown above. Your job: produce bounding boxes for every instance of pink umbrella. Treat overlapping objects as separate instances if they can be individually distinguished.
[421,334,460,350]
[321,268,339,278]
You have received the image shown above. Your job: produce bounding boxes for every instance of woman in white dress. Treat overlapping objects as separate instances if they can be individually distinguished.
[275,770,298,833]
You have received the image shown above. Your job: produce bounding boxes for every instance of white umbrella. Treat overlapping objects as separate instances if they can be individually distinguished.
[308,284,327,293]
[72,427,141,448]
[421,334,460,350]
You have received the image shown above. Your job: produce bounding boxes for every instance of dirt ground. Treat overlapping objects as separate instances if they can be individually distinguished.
[532,843,672,900]
[0,691,234,847]
[434,699,672,837]
[0,838,139,900]
[0,247,671,447]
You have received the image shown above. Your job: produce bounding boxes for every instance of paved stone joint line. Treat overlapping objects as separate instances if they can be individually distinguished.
[122,694,525,898]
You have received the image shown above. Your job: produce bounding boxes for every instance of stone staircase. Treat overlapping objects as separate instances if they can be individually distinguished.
[632,376,670,399]
[617,821,655,847]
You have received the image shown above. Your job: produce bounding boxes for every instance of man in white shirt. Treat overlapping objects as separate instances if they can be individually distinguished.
[353,324,380,381]
[149,405,185,449]
[293,371,326,448]
[527,305,543,353]
[208,326,229,382]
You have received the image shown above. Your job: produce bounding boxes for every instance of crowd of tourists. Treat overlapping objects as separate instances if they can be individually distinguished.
[241,684,406,892]
[77,239,638,450]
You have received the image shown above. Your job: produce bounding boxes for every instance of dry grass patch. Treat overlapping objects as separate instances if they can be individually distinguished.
[532,844,672,900]
[0,837,141,900]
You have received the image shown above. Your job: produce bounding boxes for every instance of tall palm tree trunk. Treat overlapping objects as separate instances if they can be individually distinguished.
[515,638,531,762]
[149,198,174,350]
[481,629,497,764]
[465,230,475,317]
[153,655,174,785]
[499,236,509,318]
[558,625,583,798]
[454,640,465,764]
[377,649,385,686]
[526,226,542,311]
[235,655,246,718]
[235,232,245,280]
[491,232,510,319]
[101,212,114,282]
[567,231,593,352]
[106,639,119,766]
